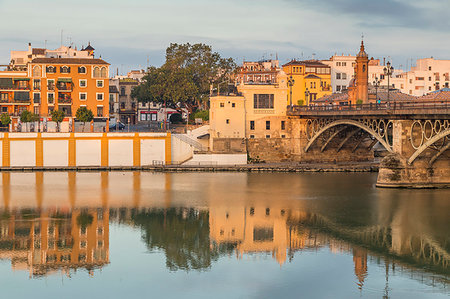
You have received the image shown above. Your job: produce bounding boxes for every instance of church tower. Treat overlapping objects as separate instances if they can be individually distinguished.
[355,40,369,104]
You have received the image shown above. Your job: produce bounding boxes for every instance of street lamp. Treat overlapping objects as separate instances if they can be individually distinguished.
[373,76,380,103]
[383,62,394,105]
[304,88,310,105]
[288,75,295,107]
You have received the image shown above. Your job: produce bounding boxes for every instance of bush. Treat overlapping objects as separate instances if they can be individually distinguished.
[297,100,304,106]
[192,110,209,121]
[169,113,183,124]
[0,113,11,127]
[356,99,363,105]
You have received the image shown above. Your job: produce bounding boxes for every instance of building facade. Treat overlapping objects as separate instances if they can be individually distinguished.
[282,60,332,105]
[110,78,138,125]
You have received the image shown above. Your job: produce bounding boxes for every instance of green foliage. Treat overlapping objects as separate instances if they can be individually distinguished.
[75,107,94,122]
[192,110,209,121]
[51,110,65,124]
[297,100,304,106]
[0,113,11,126]
[356,99,363,105]
[76,212,93,228]
[132,43,237,109]
[169,113,183,124]
[20,110,33,123]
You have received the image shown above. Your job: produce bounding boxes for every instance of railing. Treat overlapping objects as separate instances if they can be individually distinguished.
[58,97,72,104]
[172,134,206,151]
[289,100,450,114]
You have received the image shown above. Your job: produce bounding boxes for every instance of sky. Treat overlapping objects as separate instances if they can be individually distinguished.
[0,0,449,74]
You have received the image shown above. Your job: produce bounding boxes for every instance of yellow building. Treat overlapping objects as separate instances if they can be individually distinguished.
[282,60,332,105]
[209,60,289,151]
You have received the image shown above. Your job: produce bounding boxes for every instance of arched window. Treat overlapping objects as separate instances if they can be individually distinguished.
[60,66,70,74]
[32,66,41,77]
[78,66,86,74]
[100,67,107,78]
[93,67,100,78]
[46,66,56,73]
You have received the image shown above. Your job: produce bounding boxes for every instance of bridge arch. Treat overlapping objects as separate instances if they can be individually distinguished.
[408,129,450,165]
[304,119,393,153]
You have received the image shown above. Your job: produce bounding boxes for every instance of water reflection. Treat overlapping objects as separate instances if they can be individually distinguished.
[0,172,448,295]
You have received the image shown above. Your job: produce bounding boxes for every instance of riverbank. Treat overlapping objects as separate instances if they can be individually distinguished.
[0,162,379,173]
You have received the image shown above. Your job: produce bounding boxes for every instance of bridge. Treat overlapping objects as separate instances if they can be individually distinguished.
[287,100,450,188]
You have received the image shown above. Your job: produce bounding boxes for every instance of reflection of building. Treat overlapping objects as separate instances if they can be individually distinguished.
[353,248,368,290]
[0,209,109,277]
[209,206,318,265]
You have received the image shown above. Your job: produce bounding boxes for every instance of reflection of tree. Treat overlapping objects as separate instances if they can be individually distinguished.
[131,208,232,272]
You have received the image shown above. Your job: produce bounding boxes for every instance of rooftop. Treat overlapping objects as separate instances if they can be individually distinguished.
[31,58,109,65]
[283,60,329,68]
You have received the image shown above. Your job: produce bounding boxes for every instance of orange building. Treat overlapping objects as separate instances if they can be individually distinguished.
[0,54,110,132]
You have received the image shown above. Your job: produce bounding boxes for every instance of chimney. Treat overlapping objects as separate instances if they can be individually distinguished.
[28,42,32,52]
[383,57,386,66]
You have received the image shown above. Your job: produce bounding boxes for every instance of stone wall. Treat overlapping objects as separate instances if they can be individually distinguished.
[247,138,293,162]
[212,138,246,153]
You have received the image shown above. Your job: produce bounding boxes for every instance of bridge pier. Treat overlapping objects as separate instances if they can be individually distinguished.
[376,120,450,188]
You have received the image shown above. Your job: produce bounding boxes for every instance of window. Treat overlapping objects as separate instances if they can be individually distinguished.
[60,66,70,73]
[266,121,270,130]
[253,94,274,109]
[232,103,235,108]
[78,66,86,74]
[250,135,255,138]
[226,119,229,124]
[0,93,8,101]
[100,67,107,78]
[97,106,103,117]
[342,73,347,80]
[265,135,270,138]
[93,67,101,77]
[47,79,55,90]
[380,74,385,80]
[121,102,125,109]
[96,93,104,101]
[32,66,41,77]
[79,79,87,88]
[33,93,40,103]
[46,66,56,73]
[250,120,255,130]
[429,77,432,81]
[336,73,341,79]
[33,79,41,90]
[79,92,87,101]
[281,121,285,130]
[336,62,341,66]
[336,85,341,92]
[48,106,54,114]
[220,103,224,107]
[281,135,286,138]
[47,92,55,104]
[34,106,39,114]
[96,80,104,88]
[342,62,347,66]
[428,66,432,71]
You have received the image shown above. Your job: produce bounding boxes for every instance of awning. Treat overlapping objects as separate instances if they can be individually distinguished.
[57,78,72,83]
[13,78,30,81]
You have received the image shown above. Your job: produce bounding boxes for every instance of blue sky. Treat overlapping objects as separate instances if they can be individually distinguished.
[0,0,449,74]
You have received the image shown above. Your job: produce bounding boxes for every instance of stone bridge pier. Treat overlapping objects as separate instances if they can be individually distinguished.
[377,119,450,188]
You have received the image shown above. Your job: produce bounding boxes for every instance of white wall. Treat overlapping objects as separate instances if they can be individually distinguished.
[184,153,247,166]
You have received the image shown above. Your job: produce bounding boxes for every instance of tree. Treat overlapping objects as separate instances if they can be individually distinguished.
[20,110,33,132]
[169,113,182,124]
[51,110,65,132]
[133,43,237,111]
[0,113,11,129]
[75,107,94,132]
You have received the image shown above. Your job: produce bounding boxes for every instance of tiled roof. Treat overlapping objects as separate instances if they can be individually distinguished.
[31,58,109,65]
[282,60,329,68]
[304,74,321,79]
[373,91,417,102]
[32,48,46,55]
[314,92,349,103]
[418,89,450,100]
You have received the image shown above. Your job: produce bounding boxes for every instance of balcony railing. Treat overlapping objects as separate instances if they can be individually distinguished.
[58,97,72,104]
[57,83,72,91]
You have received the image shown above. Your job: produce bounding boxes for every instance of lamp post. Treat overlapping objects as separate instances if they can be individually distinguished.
[288,75,295,107]
[383,62,394,105]
[373,76,380,103]
[304,88,310,106]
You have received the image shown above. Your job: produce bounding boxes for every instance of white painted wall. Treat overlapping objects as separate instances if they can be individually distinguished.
[184,153,247,166]
[171,136,193,164]
[43,140,68,166]
[10,140,35,166]
[140,139,165,166]
[76,140,101,166]
[109,139,133,166]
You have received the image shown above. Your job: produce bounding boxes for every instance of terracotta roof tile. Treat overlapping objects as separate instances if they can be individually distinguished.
[31,58,109,65]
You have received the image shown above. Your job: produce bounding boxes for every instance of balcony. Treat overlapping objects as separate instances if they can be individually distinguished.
[14,91,30,103]
[57,82,72,91]
[58,93,72,104]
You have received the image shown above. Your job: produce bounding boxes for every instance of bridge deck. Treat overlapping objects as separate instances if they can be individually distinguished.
[288,100,450,119]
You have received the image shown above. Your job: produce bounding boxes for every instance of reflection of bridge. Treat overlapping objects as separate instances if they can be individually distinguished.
[288,101,450,188]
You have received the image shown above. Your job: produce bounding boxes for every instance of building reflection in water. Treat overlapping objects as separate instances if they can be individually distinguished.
[0,172,448,292]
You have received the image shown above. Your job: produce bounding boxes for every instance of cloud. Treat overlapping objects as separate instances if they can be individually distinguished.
[284,0,449,30]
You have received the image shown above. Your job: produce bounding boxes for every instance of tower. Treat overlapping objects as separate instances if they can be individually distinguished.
[355,40,369,104]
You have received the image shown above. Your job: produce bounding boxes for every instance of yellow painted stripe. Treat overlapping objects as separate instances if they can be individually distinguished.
[35,133,43,167]
[101,133,109,167]
[165,132,171,165]
[2,133,10,167]
[133,133,141,167]
[68,133,76,167]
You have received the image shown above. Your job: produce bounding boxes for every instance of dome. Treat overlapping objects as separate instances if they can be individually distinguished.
[357,41,368,58]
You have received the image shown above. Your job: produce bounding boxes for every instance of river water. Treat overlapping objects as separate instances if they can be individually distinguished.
[0,172,448,298]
